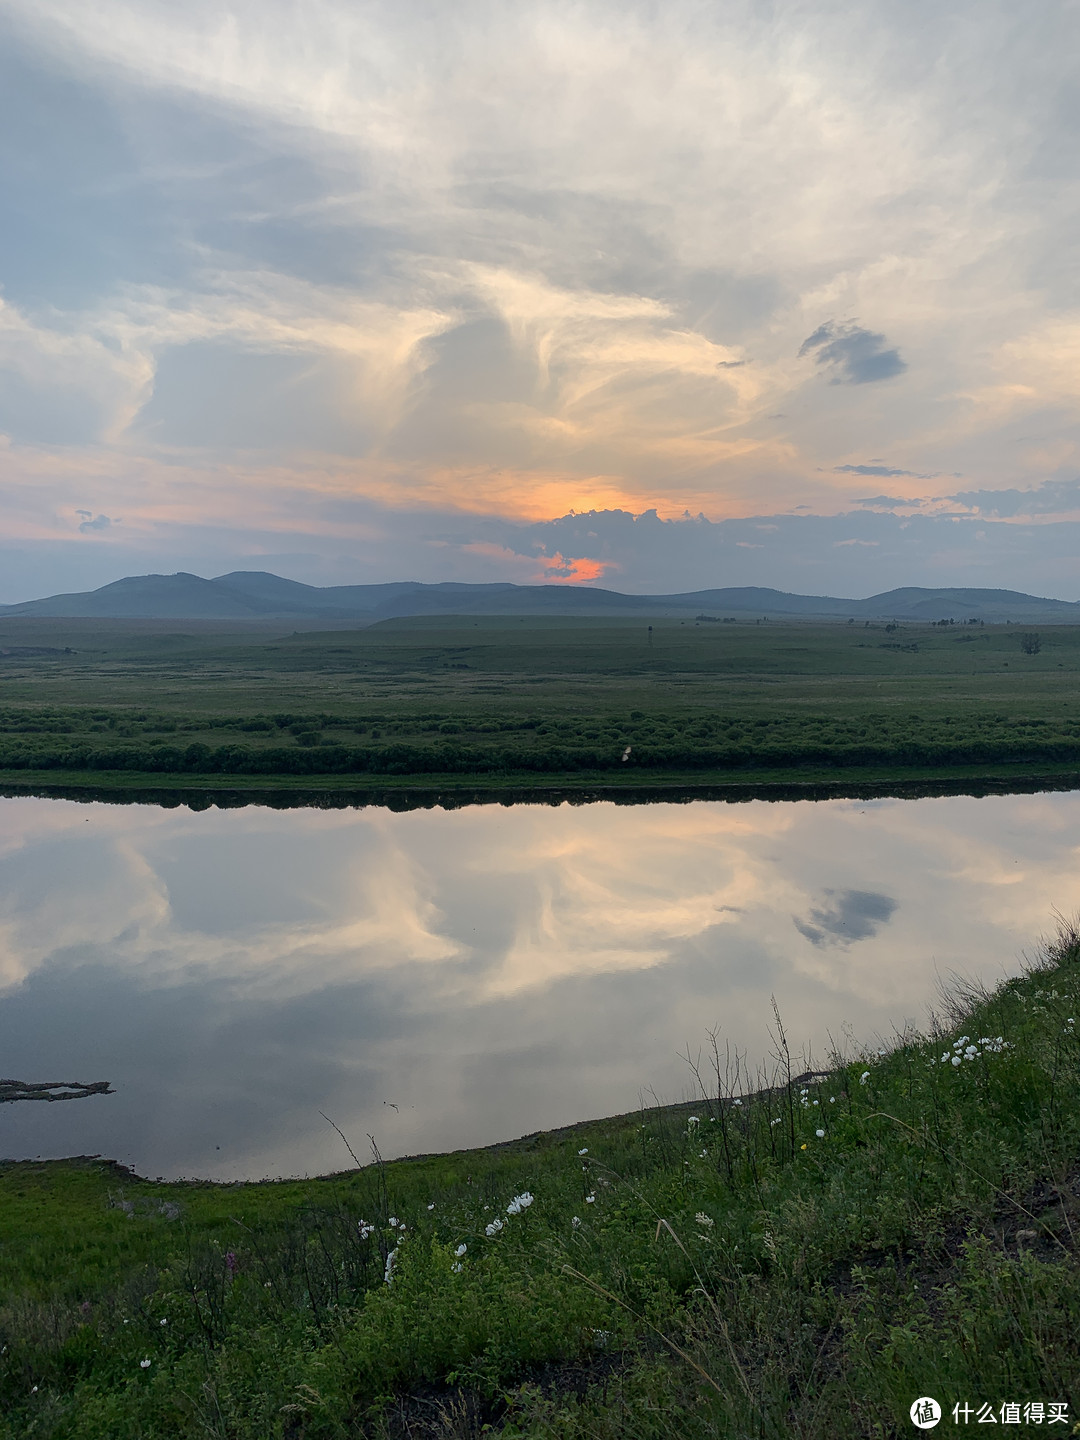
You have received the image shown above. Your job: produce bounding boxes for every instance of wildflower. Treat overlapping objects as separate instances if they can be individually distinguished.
[140,1359,151,1369]
[384,1249,397,1284]
[31,1386,38,1393]
[860,1071,870,1084]
[695,1212,714,1228]
[485,1218,504,1236]
[733,1098,742,1106]
[80,1301,92,1315]
[829,1096,836,1103]
[388,1216,398,1227]
[224,1251,239,1275]
[358,1222,374,1239]
[572,1216,582,1227]
[578,1147,589,1155]
[687,1116,700,1126]
[877,1048,886,1056]
[159,1318,168,1326]
[585,1193,596,1204]
[451,1262,463,1273]
[800,1143,807,1151]
[427,1203,435,1211]
[815,1129,825,1138]
[951,1055,962,1067]
[941,1053,951,1062]
[506,1192,534,1215]
[771,1117,781,1125]
[264,1281,272,1288]
[454,1243,467,1257]
[700,1149,708,1157]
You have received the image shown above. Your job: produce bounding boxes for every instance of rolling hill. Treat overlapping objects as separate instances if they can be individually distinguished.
[1,571,1079,623]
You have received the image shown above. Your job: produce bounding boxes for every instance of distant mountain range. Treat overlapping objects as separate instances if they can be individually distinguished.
[2,571,1079,623]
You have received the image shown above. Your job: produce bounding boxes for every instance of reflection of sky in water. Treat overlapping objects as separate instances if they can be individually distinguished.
[0,793,1077,1180]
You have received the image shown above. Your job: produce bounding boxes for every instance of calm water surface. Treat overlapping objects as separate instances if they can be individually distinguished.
[1,791,1077,1180]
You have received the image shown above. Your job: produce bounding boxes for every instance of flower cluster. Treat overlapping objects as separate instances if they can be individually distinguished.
[935,1034,1010,1066]
[506,1192,534,1216]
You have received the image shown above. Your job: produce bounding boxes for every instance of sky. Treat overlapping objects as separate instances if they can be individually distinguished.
[2,0,1080,601]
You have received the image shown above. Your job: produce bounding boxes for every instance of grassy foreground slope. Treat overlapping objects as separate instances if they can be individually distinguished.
[1,615,1080,796]
[3,928,1080,1437]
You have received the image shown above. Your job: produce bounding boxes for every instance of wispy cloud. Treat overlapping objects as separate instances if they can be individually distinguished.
[835,464,930,478]
[0,0,1078,592]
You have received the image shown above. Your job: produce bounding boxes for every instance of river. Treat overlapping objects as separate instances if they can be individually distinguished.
[0,790,1076,1180]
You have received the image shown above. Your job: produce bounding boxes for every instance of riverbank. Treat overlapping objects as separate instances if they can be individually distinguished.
[3,759,1080,810]
[3,925,1079,1437]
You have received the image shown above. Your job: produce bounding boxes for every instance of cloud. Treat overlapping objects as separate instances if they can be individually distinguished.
[835,465,929,478]
[855,495,924,508]
[0,0,1078,594]
[947,477,1080,518]
[77,512,114,532]
[799,322,907,385]
[794,890,898,948]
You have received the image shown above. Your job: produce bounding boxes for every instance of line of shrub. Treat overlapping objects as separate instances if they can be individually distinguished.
[3,736,1080,776]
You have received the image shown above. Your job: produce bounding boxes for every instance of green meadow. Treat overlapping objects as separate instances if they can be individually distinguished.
[3,926,1080,1437]
[1,615,1079,797]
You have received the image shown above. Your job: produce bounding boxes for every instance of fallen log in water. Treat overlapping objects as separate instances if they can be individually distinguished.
[0,1080,113,1103]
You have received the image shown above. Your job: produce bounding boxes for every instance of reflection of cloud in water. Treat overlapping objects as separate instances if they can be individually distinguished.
[0,793,1079,1179]
[794,890,898,948]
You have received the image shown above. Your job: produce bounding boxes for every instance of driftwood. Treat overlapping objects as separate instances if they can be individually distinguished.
[0,1079,113,1104]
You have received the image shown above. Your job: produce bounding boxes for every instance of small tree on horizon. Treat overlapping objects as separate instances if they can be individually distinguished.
[1020,632,1042,655]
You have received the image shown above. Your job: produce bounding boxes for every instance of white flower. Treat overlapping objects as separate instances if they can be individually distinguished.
[140,1359,151,1369]
[877,1048,886,1056]
[159,1318,168,1326]
[485,1219,504,1237]
[733,1098,742,1107]
[695,1212,714,1228]
[454,1243,467,1257]
[572,1216,582,1227]
[829,1096,836,1103]
[941,1053,951,1062]
[451,1262,463,1273]
[585,1193,596,1204]
[384,1249,397,1284]
[578,1147,589,1155]
[388,1216,398,1227]
[771,1117,781,1125]
[427,1203,435,1211]
[358,1222,374,1239]
[815,1129,825,1138]
[951,1055,962,1067]
[859,1071,871,1085]
[506,1192,534,1216]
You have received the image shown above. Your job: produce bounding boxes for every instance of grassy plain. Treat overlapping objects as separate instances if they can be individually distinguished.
[1,614,1080,797]
[3,929,1080,1437]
